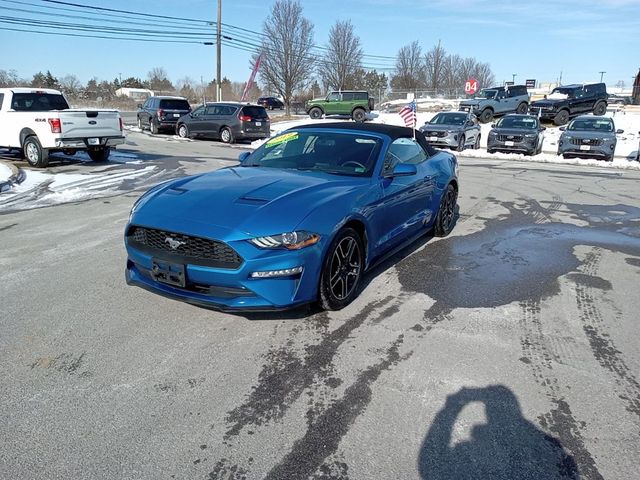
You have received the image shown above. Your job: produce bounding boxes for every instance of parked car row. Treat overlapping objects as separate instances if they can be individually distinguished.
[419,109,626,161]
[136,96,271,144]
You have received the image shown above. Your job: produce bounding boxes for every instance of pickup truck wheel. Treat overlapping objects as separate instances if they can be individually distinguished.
[593,101,607,116]
[479,109,493,123]
[553,110,570,126]
[150,121,159,135]
[23,136,49,168]
[88,147,110,162]
[516,102,528,114]
[352,108,366,123]
[220,127,234,144]
[309,107,323,120]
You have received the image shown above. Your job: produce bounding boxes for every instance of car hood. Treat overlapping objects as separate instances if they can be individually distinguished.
[561,131,615,140]
[459,99,481,106]
[491,128,538,136]
[530,99,562,108]
[420,124,463,132]
[132,167,367,239]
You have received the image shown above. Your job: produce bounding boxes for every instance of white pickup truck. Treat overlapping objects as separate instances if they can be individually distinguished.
[0,87,125,168]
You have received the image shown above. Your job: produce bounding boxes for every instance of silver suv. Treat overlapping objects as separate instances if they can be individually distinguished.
[557,115,623,162]
[460,85,530,123]
[419,111,481,151]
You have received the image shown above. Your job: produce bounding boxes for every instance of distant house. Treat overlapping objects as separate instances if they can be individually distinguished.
[116,88,154,101]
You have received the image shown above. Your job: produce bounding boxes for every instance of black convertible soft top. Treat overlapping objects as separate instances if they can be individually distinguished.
[292,122,438,156]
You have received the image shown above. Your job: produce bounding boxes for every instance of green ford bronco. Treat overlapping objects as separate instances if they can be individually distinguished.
[306,91,374,122]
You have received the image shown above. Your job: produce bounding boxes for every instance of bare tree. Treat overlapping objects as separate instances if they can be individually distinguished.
[391,41,424,90]
[257,0,315,115]
[147,67,173,92]
[424,40,447,91]
[318,20,363,90]
[59,74,82,96]
[0,69,24,87]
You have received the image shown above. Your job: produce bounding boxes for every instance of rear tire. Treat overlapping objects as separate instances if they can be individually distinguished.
[479,109,493,123]
[516,102,529,114]
[434,184,457,237]
[220,127,234,144]
[593,101,607,116]
[319,227,364,311]
[150,120,159,135]
[352,108,366,123]
[88,147,110,162]
[553,110,569,126]
[309,107,323,120]
[23,136,49,168]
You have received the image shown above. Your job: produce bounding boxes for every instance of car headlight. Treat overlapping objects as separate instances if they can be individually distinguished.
[524,134,537,139]
[250,231,321,250]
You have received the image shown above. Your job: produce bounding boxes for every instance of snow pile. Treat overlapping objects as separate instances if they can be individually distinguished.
[0,162,12,183]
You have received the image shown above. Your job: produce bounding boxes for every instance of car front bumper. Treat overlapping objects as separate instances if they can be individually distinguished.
[125,235,325,311]
[558,145,615,159]
[488,138,537,154]
[422,131,459,148]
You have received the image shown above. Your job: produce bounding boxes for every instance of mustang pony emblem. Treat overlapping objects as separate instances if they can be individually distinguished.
[164,237,186,250]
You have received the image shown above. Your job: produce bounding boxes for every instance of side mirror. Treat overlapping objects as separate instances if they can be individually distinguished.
[386,163,417,178]
[616,129,624,134]
[540,126,546,131]
[238,151,251,163]
[137,103,143,108]
[559,126,566,131]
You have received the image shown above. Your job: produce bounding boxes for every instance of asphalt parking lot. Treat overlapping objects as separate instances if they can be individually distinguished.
[1,132,639,479]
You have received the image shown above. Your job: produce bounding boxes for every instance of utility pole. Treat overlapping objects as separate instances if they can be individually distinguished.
[599,71,606,83]
[216,0,222,101]
[512,73,517,84]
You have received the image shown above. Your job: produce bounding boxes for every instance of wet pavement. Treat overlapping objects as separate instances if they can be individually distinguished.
[1,148,639,479]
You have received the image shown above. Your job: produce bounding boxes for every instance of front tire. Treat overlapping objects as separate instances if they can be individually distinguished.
[319,228,364,311]
[309,107,323,120]
[479,109,493,123]
[23,136,49,168]
[177,124,189,138]
[474,134,481,149]
[453,134,465,151]
[88,147,110,162]
[220,127,234,144]
[553,110,569,126]
[434,184,457,237]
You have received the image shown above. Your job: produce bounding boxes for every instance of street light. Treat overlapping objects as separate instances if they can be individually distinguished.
[512,73,517,84]
[599,71,606,82]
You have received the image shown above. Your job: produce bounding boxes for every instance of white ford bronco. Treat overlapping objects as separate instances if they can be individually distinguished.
[0,88,125,167]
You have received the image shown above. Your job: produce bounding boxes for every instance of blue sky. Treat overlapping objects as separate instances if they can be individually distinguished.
[2,0,639,89]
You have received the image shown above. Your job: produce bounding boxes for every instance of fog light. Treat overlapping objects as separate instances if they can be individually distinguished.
[610,145,615,150]
[250,266,303,278]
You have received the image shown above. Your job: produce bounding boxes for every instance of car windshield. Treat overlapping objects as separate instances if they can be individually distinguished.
[567,118,613,132]
[477,89,497,99]
[429,113,468,126]
[11,93,69,111]
[496,116,538,130]
[242,130,382,177]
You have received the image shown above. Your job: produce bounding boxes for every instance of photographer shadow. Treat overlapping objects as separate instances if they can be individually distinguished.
[418,385,579,480]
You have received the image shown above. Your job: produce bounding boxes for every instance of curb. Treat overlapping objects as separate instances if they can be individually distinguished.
[0,160,26,193]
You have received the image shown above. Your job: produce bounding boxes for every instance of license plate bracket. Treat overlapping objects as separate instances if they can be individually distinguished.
[505,141,515,146]
[151,259,186,288]
[88,137,100,146]
[429,136,438,142]
[580,145,591,151]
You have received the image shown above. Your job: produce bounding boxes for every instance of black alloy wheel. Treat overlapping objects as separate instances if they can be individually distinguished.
[309,107,323,120]
[319,228,364,311]
[434,184,457,237]
[593,102,607,116]
[553,110,569,126]
[516,102,529,114]
[480,109,493,123]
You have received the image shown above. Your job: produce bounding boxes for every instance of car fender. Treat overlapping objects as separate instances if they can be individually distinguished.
[19,128,37,146]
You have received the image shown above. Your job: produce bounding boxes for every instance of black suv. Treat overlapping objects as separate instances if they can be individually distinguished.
[257,96,284,110]
[529,83,608,125]
[137,96,191,134]
[175,102,270,143]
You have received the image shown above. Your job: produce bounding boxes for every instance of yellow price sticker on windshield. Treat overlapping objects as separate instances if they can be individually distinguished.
[266,131,299,147]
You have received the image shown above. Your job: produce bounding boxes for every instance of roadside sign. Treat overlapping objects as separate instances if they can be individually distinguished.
[504,81,514,87]
[464,78,479,95]
[526,79,536,88]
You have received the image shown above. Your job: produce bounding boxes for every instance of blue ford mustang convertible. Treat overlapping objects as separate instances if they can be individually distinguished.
[125,123,459,311]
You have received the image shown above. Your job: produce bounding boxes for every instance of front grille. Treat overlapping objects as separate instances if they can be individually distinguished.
[426,131,448,138]
[497,134,524,142]
[128,226,243,269]
[570,138,603,146]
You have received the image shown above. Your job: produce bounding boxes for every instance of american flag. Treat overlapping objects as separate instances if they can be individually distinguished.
[398,100,417,128]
